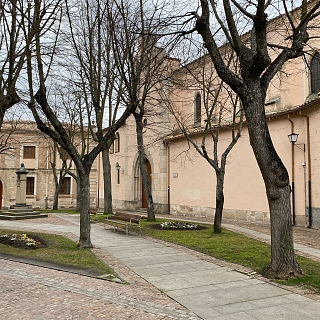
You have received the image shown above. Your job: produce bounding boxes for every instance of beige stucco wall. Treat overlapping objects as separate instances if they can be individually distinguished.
[166,104,320,227]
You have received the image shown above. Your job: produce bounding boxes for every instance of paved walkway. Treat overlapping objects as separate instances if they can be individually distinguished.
[1,214,320,319]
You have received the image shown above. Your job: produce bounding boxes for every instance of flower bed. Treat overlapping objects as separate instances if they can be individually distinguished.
[159,221,204,230]
[0,233,47,250]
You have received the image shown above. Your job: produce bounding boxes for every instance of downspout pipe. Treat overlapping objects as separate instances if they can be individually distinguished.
[300,112,312,228]
[288,115,296,226]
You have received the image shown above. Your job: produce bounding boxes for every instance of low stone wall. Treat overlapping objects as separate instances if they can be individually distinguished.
[170,204,215,220]
[112,200,168,214]
[309,207,320,229]
[169,205,311,228]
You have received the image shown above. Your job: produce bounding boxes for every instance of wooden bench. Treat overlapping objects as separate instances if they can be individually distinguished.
[104,212,142,235]
[89,208,98,222]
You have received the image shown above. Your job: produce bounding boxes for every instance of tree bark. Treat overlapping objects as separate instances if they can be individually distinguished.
[76,175,81,212]
[102,148,113,214]
[52,188,59,210]
[77,169,92,248]
[214,170,225,234]
[242,88,301,277]
[52,171,64,210]
[135,115,155,221]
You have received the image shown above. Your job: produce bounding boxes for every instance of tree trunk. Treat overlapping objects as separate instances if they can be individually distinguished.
[53,171,63,210]
[135,116,155,221]
[243,89,301,278]
[102,149,113,214]
[52,189,59,210]
[214,170,225,234]
[77,170,92,248]
[76,175,81,212]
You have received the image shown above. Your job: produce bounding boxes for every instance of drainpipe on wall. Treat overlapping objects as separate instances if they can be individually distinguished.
[97,152,100,209]
[288,115,296,226]
[300,111,312,228]
[167,142,170,214]
[45,140,49,209]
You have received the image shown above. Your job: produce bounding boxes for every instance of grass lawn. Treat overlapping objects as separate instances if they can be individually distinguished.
[39,209,79,214]
[0,228,115,278]
[139,218,320,294]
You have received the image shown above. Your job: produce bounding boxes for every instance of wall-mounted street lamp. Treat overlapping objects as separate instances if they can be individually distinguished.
[116,162,121,184]
[288,133,305,152]
[288,132,299,144]
[288,132,306,227]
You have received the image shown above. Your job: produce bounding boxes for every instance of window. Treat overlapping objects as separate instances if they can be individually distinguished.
[23,146,36,159]
[311,53,320,94]
[26,177,35,195]
[61,177,71,194]
[194,93,201,124]
[114,132,120,153]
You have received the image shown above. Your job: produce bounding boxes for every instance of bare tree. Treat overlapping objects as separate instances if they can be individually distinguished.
[181,0,320,278]
[46,141,73,210]
[0,0,40,128]
[0,113,21,155]
[109,0,179,221]
[26,0,135,248]
[166,52,243,233]
[64,0,126,215]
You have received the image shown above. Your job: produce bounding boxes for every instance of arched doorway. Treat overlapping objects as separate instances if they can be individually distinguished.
[141,159,152,208]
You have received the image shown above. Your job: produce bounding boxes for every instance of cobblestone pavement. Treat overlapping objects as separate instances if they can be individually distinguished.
[0,259,199,319]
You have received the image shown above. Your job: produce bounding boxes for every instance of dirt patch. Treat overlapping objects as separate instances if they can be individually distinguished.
[0,234,47,250]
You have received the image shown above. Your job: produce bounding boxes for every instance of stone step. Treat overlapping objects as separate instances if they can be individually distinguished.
[0,212,48,220]
[7,208,34,213]
[135,208,147,213]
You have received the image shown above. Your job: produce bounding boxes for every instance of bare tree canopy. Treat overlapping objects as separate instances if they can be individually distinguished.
[166,50,244,233]
[25,0,137,247]
[0,0,49,128]
[178,0,320,278]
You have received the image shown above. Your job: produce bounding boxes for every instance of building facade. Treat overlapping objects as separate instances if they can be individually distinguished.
[2,5,320,229]
[0,121,97,210]
[103,6,320,228]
